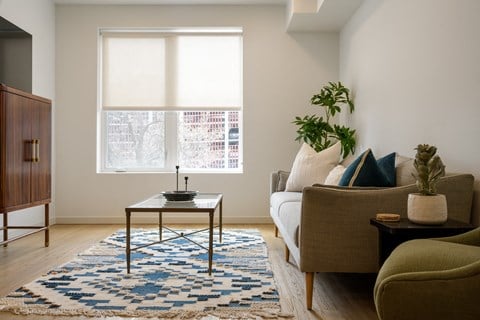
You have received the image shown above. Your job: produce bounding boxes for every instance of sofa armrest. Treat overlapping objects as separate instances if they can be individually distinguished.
[298,174,474,272]
[436,173,475,223]
[299,184,417,272]
[270,170,290,194]
[270,171,280,195]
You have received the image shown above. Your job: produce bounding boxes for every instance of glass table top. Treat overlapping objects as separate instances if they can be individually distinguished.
[126,193,222,211]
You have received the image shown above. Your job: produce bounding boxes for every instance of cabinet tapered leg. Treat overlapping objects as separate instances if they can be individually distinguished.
[3,213,7,247]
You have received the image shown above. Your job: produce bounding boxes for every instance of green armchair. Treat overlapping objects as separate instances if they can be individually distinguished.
[374,227,480,320]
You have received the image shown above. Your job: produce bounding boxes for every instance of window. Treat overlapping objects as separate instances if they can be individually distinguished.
[98,28,243,172]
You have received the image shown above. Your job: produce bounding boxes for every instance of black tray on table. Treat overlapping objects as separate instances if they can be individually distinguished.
[161,191,197,201]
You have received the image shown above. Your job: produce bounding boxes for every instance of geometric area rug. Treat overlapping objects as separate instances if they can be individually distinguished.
[0,228,293,319]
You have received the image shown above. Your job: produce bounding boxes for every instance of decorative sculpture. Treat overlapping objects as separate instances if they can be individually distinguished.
[162,165,197,201]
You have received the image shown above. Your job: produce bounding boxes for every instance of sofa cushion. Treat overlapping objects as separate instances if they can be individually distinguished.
[270,192,302,247]
[285,142,341,192]
[339,149,396,187]
[270,192,302,218]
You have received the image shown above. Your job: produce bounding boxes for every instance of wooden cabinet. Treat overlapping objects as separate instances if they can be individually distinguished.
[0,84,51,247]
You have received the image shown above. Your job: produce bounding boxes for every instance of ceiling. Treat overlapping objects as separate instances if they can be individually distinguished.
[53,0,364,31]
[54,0,286,4]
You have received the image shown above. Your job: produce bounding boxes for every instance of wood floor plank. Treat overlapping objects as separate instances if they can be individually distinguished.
[0,224,378,320]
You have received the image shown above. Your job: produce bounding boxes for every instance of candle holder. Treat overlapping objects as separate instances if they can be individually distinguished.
[161,166,197,201]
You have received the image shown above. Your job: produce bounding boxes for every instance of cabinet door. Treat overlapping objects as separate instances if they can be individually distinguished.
[3,92,32,208]
[30,99,51,203]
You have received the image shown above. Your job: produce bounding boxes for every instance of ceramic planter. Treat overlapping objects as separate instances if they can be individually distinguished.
[407,193,447,225]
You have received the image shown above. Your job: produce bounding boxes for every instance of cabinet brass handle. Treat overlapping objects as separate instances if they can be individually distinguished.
[31,140,36,162]
[28,139,40,162]
[34,139,40,162]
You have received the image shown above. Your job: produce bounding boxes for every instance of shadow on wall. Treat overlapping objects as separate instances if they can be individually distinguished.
[471,180,480,226]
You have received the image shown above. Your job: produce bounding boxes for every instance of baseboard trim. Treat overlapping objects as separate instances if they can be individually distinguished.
[55,215,273,225]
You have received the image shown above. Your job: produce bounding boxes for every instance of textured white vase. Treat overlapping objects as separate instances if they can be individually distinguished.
[407,193,448,225]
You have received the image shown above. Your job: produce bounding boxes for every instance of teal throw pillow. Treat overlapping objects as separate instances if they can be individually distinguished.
[339,149,396,187]
[376,151,396,186]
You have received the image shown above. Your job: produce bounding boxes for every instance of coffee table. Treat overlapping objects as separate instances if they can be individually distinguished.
[125,193,223,275]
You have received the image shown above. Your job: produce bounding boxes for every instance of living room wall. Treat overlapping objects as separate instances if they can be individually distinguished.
[0,0,56,239]
[55,5,338,223]
[340,0,480,225]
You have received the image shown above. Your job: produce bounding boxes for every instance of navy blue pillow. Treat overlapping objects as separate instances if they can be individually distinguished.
[376,152,396,186]
[339,149,396,187]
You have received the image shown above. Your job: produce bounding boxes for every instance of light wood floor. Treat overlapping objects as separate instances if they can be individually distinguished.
[0,224,378,320]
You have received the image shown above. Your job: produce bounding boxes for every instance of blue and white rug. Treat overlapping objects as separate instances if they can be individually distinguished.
[0,229,292,319]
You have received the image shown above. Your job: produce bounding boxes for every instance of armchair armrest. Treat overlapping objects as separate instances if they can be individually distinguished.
[435,226,480,246]
[375,259,480,319]
[374,237,480,319]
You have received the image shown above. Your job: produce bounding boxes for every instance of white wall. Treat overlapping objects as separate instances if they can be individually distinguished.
[340,0,480,225]
[0,0,56,239]
[55,5,338,224]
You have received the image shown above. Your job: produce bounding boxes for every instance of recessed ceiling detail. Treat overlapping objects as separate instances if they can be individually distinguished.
[53,0,365,32]
[287,0,364,32]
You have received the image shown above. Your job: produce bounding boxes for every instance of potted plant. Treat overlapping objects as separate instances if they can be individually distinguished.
[293,81,356,158]
[408,144,447,224]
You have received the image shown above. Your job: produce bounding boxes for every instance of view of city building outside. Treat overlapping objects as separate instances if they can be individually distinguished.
[105,111,240,171]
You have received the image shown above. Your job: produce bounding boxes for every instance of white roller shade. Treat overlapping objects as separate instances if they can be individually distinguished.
[101,29,242,111]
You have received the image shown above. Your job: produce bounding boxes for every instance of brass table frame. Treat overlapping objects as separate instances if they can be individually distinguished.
[125,193,223,275]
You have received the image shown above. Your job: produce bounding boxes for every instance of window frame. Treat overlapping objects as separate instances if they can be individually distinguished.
[97,28,243,173]
[98,110,243,174]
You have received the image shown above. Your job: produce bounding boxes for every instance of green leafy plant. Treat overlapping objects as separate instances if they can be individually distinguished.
[293,81,356,158]
[412,144,446,195]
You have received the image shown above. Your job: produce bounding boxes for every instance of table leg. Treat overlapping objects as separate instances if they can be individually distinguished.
[209,211,214,276]
[377,231,384,268]
[159,211,162,241]
[219,198,223,243]
[126,210,131,273]
[44,204,50,247]
[378,231,400,267]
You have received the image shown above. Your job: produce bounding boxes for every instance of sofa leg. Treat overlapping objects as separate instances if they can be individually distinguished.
[305,272,314,310]
[274,225,278,237]
[285,244,289,262]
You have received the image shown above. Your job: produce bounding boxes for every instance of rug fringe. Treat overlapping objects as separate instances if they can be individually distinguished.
[1,303,294,319]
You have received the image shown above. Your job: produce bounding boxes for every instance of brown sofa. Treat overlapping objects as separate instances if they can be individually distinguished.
[270,161,475,310]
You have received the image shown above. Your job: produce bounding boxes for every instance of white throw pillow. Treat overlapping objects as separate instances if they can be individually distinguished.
[324,165,346,185]
[285,142,341,192]
[395,155,416,186]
